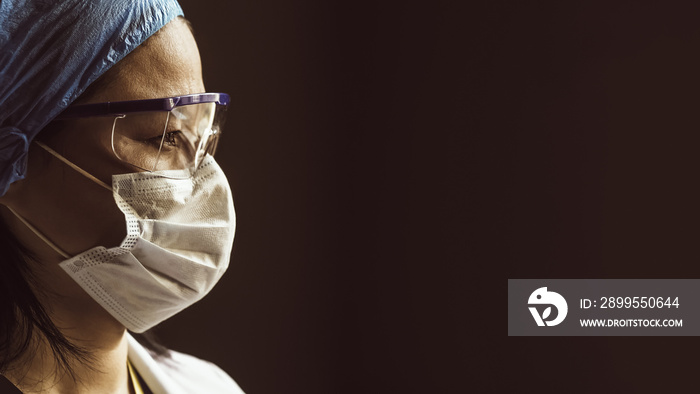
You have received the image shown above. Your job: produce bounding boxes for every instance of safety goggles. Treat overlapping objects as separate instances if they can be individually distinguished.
[55,93,230,177]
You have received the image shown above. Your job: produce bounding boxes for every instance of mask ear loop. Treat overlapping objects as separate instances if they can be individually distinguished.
[5,206,70,259]
[8,140,116,260]
[34,140,112,192]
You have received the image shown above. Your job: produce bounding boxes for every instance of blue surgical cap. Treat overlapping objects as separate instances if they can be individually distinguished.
[0,0,184,196]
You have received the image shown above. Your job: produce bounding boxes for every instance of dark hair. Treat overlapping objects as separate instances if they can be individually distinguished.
[0,216,91,378]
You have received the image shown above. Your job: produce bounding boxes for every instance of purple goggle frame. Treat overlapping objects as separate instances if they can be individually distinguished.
[51,93,230,175]
[55,92,230,118]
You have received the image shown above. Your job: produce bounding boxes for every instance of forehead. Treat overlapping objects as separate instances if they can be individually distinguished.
[85,18,205,103]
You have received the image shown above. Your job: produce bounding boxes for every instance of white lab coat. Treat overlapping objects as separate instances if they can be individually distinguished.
[127,334,245,394]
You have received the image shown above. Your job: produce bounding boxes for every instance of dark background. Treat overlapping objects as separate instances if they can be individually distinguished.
[151,1,700,393]
[158,1,467,393]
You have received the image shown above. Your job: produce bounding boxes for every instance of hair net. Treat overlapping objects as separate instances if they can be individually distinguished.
[0,0,184,196]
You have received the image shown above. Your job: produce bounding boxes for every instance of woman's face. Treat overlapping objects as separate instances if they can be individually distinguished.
[2,17,205,258]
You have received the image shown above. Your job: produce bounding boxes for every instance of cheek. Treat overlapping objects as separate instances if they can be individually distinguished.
[48,162,127,254]
[46,119,137,184]
[55,181,127,254]
[16,140,128,256]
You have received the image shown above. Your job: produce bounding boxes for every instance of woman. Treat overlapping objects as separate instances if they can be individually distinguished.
[0,0,243,393]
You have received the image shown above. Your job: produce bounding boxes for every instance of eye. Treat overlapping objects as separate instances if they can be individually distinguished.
[148,130,182,147]
[162,130,182,147]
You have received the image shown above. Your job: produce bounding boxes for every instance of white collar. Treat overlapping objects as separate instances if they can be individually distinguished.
[126,333,185,394]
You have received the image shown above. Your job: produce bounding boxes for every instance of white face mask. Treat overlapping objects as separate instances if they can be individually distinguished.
[14,142,236,333]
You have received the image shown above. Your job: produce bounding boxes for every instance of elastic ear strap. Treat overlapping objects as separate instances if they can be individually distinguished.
[34,141,113,192]
[5,206,70,259]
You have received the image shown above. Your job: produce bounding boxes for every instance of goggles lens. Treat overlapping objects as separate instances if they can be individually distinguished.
[111,102,226,175]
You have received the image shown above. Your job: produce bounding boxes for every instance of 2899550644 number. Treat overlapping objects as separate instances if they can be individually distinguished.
[600,296,679,309]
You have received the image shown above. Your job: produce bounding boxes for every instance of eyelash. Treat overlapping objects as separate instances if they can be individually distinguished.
[150,130,181,147]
